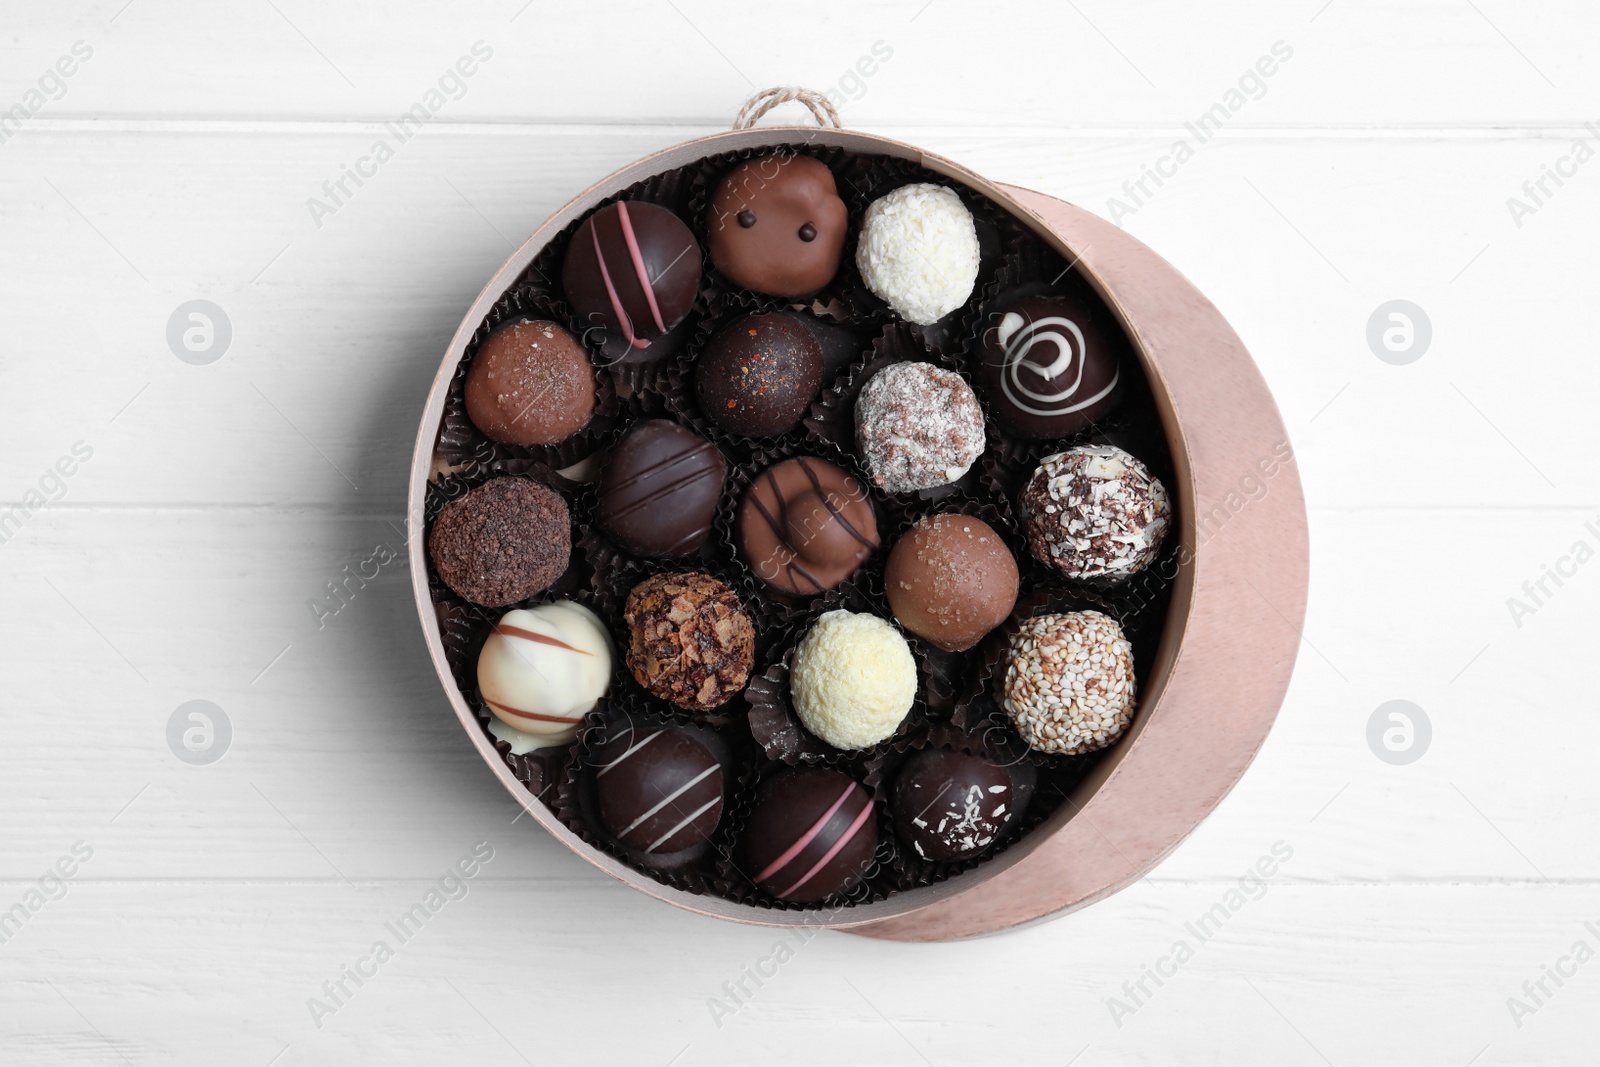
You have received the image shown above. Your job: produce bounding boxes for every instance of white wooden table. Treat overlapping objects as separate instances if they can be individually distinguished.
[2,2,1594,1062]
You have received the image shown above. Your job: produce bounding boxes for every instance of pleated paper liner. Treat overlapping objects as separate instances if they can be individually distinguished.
[706,754,901,913]
[832,153,1015,357]
[743,582,933,768]
[438,287,627,471]
[803,321,994,508]
[551,700,746,890]
[713,435,893,632]
[862,720,1067,890]
[518,165,707,394]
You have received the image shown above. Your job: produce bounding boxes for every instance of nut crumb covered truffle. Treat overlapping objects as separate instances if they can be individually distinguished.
[624,573,755,711]
[1019,444,1170,582]
[999,610,1135,755]
[855,361,986,493]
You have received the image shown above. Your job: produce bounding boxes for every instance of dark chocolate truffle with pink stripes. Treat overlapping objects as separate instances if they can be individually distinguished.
[741,767,877,903]
[562,200,701,355]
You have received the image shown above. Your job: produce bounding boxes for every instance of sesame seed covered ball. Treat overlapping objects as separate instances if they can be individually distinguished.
[999,611,1136,755]
[1019,444,1171,583]
[855,184,980,325]
[790,610,917,750]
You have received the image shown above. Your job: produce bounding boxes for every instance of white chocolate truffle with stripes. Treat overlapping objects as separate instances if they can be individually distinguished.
[476,602,613,750]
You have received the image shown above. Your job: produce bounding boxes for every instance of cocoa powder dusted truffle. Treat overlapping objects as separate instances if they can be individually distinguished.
[884,515,1018,652]
[854,362,986,493]
[623,573,755,711]
[464,319,596,447]
[999,610,1136,755]
[1019,444,1171,582]
[428,477,570,607]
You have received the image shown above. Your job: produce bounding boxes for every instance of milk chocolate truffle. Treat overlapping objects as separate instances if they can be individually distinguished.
[1000,611,1136,755]
[708,154,848,298]
[464,320,596,447]
[428,477,570,607]
[884,515,1018,652]
[592,721,724,855]
[562,201,701,353]
[855,362,986,493]
[855,183,980,325]
[738,457,878,595]
[790,610,917,750]
[476,602,613,752]
[742,767,877,903]
[696,313,823,437]
[598,420,725,558]
[892,749,1024,862]
[1019,445,1171,582]
[978,293,1125,439]
[623,573,755,711]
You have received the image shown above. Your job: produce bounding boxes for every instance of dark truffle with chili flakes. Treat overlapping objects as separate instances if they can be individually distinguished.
[742,767,878,903]
[695,312,824,437]
[427,477,570,607]
[622,572,755,711]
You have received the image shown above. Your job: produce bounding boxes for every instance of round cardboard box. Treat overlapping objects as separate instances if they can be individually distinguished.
[406,126,1309,941]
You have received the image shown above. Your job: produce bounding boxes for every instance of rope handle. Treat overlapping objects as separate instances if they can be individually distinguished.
[732,87,843,130]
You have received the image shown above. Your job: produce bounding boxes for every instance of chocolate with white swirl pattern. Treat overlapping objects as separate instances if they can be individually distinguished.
[977,294,1125,440]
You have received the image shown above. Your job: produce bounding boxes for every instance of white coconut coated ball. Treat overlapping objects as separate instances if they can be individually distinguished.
[790,610,917,749]
[855,183,980,325]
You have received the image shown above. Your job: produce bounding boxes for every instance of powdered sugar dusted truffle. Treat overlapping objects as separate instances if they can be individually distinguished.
[1019,444,1170,582]
[999,611,1135,755]
[855,361,985,493]
[790,610,916,750]
[855,183,980,325]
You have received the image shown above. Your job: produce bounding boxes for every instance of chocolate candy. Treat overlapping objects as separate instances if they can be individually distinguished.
[892,749,1024,862]
[737,457,878,595]
[856,183,980,325]
[598,420,725,558]
[707,154,848,298]
[1019,445,1170,582]
[884,515,1018,652]
[623,572,755,711]
[476,602,613,751]
[695,313,823,437]
[854,361,986,493]
[592,721,724,854]
[428,477,570,607]
[464,320,596,447]
[742,767,877,903]
[562,201,701,354]
[978,293,1125,439]
[1000,611,1136,755]
[790,610,916,750]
